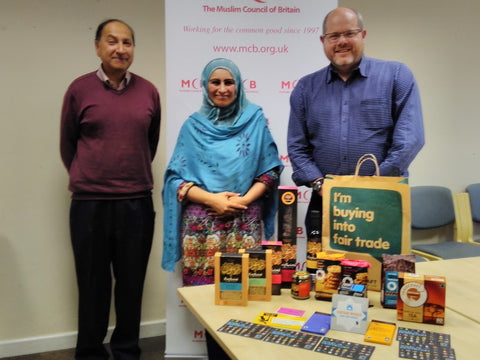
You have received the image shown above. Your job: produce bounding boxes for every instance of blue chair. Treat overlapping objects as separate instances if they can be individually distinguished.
[410,186,480,260]
[466,183,480,244]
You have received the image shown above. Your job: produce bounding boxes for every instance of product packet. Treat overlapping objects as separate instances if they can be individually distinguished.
[214,252,249,306]
[262,240,282,295]
[381,254,416,308]
[397,273,446,325]
[277,186,298,289]
[239,248,272,301]
[315,251,345,300]
[340,258,371,296]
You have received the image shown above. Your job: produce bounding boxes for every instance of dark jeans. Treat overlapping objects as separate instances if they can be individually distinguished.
[70,198,155,360]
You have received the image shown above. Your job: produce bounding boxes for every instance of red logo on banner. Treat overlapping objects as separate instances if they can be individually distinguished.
[297,189,311,204]
[279,154,290,165]
[193,329,205,341]
[179,78,258,93]
[280,79,298,92]
[243,79,258,93]
[180,78,202,92]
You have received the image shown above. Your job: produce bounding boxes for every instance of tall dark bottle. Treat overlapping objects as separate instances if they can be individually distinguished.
[306,210,322,286]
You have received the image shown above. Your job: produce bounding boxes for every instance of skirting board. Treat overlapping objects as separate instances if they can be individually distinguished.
[164,355,208,360]
[0,319,166,358]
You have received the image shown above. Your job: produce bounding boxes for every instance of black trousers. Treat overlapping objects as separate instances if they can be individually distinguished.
[70,198,155,360]
[205,331,230,360]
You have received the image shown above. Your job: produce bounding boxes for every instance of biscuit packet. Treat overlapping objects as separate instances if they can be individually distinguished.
[340,259,371,296]
[380,254,416,308]
[315,252,345,301]
[262,241,283,295]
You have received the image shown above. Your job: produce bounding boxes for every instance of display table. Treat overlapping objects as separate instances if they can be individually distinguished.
[415,256,480,323]
[177,258,479,359]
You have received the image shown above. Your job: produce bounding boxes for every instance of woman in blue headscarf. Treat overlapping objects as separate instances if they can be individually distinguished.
[162,58,283,286]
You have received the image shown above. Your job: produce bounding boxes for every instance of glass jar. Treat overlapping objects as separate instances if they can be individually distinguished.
[291,271,311,300]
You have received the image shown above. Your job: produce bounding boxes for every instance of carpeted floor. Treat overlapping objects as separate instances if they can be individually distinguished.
[1,336,166,360]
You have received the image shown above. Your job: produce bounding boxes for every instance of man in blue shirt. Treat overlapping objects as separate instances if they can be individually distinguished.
[287,7,424,231]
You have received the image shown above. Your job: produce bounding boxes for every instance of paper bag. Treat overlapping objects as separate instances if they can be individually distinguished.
[322,154,411,291]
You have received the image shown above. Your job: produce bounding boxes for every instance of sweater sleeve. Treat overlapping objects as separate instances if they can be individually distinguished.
[148,88,161,160]
[60,86,79,171]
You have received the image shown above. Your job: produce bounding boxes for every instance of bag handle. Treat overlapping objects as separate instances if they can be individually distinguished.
[355,154,380,176]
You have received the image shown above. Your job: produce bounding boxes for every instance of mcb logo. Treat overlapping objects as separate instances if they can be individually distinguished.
[179,78,257,91]
[243,79,257,91]
[280,79,298,91]
[180,78,202,91]
[279,154,290,165]
[297,189,311,204]
[192,329,206,342]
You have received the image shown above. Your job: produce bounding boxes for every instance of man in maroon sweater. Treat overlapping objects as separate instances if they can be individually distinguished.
[60,19,160,360]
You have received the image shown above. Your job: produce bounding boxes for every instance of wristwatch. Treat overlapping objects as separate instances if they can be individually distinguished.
[312,178,324,192]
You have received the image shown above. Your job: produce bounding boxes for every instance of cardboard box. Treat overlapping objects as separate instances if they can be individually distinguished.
[397,273,446,325]
[239,249,272,301]
[215,252,249,306]
[262,240,282,295]
[277,186,298,288]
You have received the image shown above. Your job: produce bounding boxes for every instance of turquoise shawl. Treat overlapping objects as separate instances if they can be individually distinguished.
[162,104,283,272]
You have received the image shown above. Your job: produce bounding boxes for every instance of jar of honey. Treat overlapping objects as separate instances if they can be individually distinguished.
[291,271,311,299]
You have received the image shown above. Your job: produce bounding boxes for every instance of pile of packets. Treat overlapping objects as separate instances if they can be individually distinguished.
[381,254,446,326]
[215,250,447,329]
[215,251,453,359]
[312,252,371,301]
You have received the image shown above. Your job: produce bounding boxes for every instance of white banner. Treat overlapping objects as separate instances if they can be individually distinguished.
[164,1,337,358]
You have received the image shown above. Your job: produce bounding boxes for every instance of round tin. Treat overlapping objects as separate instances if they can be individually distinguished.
[291,271,311,299]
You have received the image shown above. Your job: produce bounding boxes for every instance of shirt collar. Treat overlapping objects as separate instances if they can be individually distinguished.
[96,66,131,90]
[327,55,368,83]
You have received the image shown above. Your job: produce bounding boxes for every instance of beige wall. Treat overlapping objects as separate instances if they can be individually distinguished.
[0,0,167,354]
[341,0,480,189]
[1,0,479,355]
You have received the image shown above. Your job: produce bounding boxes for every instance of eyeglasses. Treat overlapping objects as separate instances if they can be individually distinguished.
[323,29,362,42]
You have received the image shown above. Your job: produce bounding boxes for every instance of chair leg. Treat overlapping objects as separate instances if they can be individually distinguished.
[453,192,474,243]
